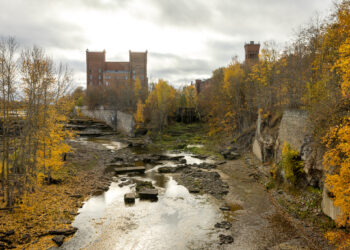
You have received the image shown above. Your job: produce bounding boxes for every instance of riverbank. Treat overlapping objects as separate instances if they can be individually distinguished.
[144,122,334,249]
[0,137,119,249]
[0,122,335,249]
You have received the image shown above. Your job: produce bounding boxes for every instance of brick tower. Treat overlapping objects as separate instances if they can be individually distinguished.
[244,41,260,65]
[129,51,148,90]
[86,49,106,86]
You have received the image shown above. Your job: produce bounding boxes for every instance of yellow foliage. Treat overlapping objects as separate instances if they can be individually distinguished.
[323,117,350,249]
[134,77,143,101]
[134,99,145,125]
[335,37,350,97]
[281,142,304,184]
[181,85,197,108]
[145,79,177,129]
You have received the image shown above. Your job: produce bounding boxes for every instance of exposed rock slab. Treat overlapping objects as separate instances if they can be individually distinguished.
[124,193,136,203]
[115,166,145,174]
[139,189,158,200]
[52,235,65,247]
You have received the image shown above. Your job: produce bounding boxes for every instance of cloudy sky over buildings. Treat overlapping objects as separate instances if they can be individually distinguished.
[0,0,335,88]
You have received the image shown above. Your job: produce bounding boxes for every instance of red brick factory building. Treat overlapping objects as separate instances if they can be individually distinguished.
[86,50,148,90]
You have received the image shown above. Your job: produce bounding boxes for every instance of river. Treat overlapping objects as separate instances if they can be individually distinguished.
[61,137,312,250]
[62,138,224,250]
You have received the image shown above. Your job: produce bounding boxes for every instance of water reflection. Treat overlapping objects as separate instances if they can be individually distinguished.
[63,137,221,250]
[63,177,220,250]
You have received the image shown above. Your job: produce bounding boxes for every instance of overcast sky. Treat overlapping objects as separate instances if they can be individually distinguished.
[0,0,335,89]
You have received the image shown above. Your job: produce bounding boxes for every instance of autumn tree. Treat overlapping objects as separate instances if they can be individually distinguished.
[0,39,74,208]
[0,37,18,207]
[71,86,85,107]
[322,2,350,248]
[145,79,176,130]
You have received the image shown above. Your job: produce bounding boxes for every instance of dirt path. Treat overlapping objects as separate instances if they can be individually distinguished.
[217,158,311,250]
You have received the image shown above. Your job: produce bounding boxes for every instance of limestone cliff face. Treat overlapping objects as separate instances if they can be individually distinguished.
[252,109,341,221]
[276,110,309,163]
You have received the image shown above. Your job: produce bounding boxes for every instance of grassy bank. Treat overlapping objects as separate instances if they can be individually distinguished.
[148,122,224,159]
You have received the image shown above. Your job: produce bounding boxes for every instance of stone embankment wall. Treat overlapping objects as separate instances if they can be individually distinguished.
[252,109,341,221]
[277,110,309,159]
[77,106,135,137]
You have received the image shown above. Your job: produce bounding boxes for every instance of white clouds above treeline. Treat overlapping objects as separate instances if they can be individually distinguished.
[0,0,334,88]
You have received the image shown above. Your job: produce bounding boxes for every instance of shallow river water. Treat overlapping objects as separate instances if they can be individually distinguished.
[62,138,223,250]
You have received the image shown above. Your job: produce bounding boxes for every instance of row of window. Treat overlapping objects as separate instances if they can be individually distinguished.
[88,68,102,73]
[89,74,102,80]
[90,75,145,80]
[89,68,145,74]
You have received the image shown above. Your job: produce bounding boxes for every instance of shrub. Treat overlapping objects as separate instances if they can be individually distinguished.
[281,142,304,184]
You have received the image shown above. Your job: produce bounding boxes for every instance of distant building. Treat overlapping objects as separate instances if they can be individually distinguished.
[195,41,260,95]
[195,79,211,94]
[86,50,148,90]
[244,41,260,65]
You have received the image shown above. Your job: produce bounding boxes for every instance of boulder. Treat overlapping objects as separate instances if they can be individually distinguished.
[118,179,132,187]
[219,234,234,245]
[221,150,240,160]
[190,155,205,160]
[215,221,232,230]
[252,139,263,161]
[136,181,154,192]
[69,194,82,198]
[168,155,184,161]
[124,193,136,203]
[219,206,230,211]
[158,167,177,173]
[52,235,65,247]
[139,189,158,200]
[197,163,216,170]
[48,227,78,236]
[300,136,324,188]
[188,187,200,193]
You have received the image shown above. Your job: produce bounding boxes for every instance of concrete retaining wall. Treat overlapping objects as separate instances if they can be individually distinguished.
[252,109,341,221]
[78,106,135,136]
[322,188,342,221]
[277,110,309,153]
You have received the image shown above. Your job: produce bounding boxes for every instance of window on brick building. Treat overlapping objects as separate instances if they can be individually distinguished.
[89,75,92,80]
[98,68,101,73]
[99,75,102,80]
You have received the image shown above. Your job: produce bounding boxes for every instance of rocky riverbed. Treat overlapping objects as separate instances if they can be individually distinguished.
[49,134,329,250]
[57,136,236,249]
[0,120,333,249]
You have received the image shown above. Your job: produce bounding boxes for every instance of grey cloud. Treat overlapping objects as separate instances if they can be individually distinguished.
[148,52,212,86]
[61,59,85,73]
[149,52,211,74]
[205,39,244,64]
[28,0,125,11]
[150,0,213,27]
[0,1,88,50]
[149,0,332,38]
